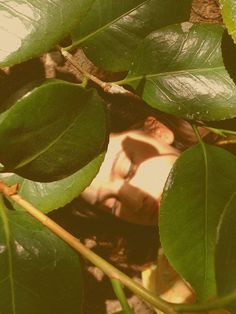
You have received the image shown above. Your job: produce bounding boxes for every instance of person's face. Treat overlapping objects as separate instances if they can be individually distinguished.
[81,119,179,225]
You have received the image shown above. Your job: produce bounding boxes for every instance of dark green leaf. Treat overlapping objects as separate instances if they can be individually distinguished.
[159,144,236,300]
[215,191,236,312]
[0,196,83,314]
[0,0,94,67]
[0,153,104,213]
[219,0,236,44]
[0,80,108,182]
[71,0,192,72]
[123,23,236,121]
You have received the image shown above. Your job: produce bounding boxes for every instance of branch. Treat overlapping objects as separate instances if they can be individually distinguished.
[58,46,140,100]
[216,137,236,146]
[0,181,176,314]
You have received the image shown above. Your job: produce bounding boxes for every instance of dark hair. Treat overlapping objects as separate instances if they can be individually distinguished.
[106,95,215,151]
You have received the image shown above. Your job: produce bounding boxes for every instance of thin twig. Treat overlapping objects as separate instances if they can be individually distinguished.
[58,46,140,100]
[0,181,177,314]
[216,137,236,146]
[203,126,236,137]
[203,126,236,146]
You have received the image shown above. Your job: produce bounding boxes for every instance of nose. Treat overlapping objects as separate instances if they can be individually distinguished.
[81,179,123,205]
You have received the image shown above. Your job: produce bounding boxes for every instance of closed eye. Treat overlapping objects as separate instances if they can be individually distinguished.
[112,150,137,180]
[124,160,137,180]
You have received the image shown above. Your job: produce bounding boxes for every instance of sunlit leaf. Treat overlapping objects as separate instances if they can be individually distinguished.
[71,0,192,72]
[0,0,94,66]
[123,23,236,121]
[160,144,236,300]
[0,196,83,314]
[0,80,108,182]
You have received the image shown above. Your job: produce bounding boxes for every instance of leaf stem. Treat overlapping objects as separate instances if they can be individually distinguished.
[80,76,89,88]
[0,181,177,314]
[204,126,236,137]
[192,125,210,300]
[111,279,134,314]
[192,124,203,144]
[203,126,236,146]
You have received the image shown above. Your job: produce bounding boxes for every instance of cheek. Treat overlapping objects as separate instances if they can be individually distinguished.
[129,156,177,200]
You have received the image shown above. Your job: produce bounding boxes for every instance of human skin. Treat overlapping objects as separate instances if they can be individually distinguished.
[81,118,180,225]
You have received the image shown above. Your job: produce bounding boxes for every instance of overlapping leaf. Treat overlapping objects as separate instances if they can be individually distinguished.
[0,0,94,67]
[216,191,236,313]
[160,144,236,300]
[0,153,104,213]
[220,0,236,43]
[71,0,192,72]
[0,80,108,182]
[0,196,83,314]
[123,23,236,121]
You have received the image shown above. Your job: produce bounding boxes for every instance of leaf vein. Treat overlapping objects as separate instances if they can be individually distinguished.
[73,0,151,45]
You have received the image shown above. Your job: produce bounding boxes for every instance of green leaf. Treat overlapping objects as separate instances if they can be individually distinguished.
[0,80,108,182]
[71,0,192,72]
[0,153,104,213]
[0,196,83,314]
[215,191,236,312]
[219,0,236,44]
[123,23,236,121]
[159,144,236,300]
[0,0,94,67]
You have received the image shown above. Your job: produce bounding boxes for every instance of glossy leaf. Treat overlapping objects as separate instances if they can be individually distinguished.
[0,153,104,213]
[0,0,94,67]
[219,0,236,43]
[0,80,108,182]
[215,191,236,312]
[124,23,236,121]
[0,196,83,314]
[71,0,192,72]
[159,144,236,300]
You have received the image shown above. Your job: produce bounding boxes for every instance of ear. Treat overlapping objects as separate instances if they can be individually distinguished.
[144,116,175,145]
[157,122,175,144]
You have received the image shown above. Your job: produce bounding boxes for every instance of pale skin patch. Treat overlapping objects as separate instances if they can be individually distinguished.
[81,117,180,225]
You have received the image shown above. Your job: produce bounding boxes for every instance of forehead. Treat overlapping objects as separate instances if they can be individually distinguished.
[110,130,179,157]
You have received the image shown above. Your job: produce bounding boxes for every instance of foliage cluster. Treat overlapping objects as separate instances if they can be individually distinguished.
[0,0,236,313]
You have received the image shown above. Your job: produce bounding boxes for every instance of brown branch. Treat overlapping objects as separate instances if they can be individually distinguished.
[58,46,140,100]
